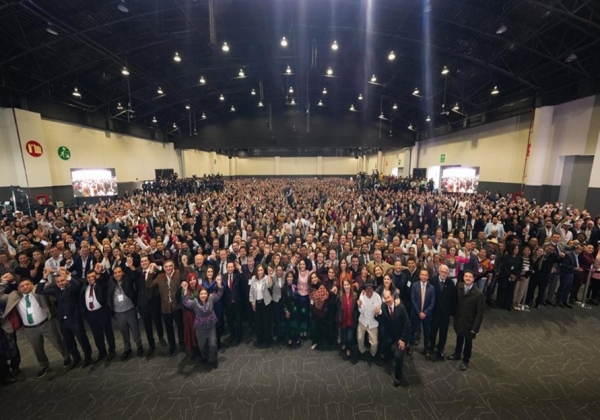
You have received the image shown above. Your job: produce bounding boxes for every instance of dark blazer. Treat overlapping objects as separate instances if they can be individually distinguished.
[79,271,110,313]
[36,275,86,321]
[219,234,234,249]
[68,255,94,279]
[410,281,435,318]
[107,274,138,310]
[400,269,419,311]
[454,283,484,338]
[429,275,457,318]
[463,252,479,273]
[381,302,410,345]
[223,272,246,304]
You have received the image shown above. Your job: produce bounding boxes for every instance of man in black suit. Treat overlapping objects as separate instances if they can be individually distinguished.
[36,267,92,369]
[428,264,456,360]
[410,269,435,359]
[108,266,143,360]
[448,270,484,371]
[223,261,245,345]
[380,289,410,387]
[68,245,94,279]
[82,266,116,362]
[219,226,234,249]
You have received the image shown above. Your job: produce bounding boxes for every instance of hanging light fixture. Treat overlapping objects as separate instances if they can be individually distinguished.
[199,76,206,84]
[117,0,129,13]
[173,52,181,62]
[231,105,235,112]
[220,94,225,101]
[322,88,327,94]
[222,42,229,52]
[286,65,292,74]
[426,115,431,122]
[201,113,207,119]
[46,22,58,35]
[326,67,333,75]
[172,122,177,128]
[452,103,460,111]
[238,69,245,77]
[412,87,420,96]
[251,89,256,95]
[157,87,164,95]
[388,51,395,61]
[121,66,130,76]
[565,53,578,63]
[371,75,377,83]
[393,103,398,110]
[281,37,288,47]
[152,116,157,123]
[72,87,81,97]
[318,100,323,106]
[185,103,191,110]
[117,102,124,110]
[408,123,414,131]
[290,98,296,105]
[358,94,363,100]
[491,86,500,95]
[379,112,385,119]
[496,23,508,34]
[331,40,338,50]
[258,101,264,107]
[441,66,449,75]
[350,104,355,111]
[289,86,294,94]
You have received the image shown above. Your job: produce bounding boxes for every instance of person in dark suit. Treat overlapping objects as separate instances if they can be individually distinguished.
[223,261,245,345]
[82,266,116,363]
[409,269,435,359]
[536,218,556,246]
[428,264,457,360]
[68,246,94,279]
[448,270,484,371]
[380,289,410,387]
[219,227,234,249]
[36,267,92,369]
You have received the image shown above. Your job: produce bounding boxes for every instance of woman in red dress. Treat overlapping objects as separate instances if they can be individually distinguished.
[181,272,203,357]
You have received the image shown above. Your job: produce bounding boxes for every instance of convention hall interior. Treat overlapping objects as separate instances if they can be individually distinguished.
[1,0,600,419]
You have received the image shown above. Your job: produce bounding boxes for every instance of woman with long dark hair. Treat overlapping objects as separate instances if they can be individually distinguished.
[337,278,358,359]
[250,265,273,348]
[181,272,203,356]
[308,272,330,350]
[281,271,300,346]
[202,266,224,349]
[497,244,522,311]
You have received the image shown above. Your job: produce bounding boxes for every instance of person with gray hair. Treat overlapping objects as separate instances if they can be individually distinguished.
[428,264,457,360]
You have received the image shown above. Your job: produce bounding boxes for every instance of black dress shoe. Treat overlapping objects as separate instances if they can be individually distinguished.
[146,347,155,358]
[137,347,144,357]
[406,346,413,356]
[545,300,556,307]
[159,338,167,347]
[63,357,72,368]
[107,352,116,362]
[212,361,219,369]
[1,377,17,386]
[564,303,573,309]
[37,366,49,379]
[447,354,461,361]
[424,351,431,361]
[557,302,565,308]
[92,353,106,364]
[9,367,21,377]
[393,378,402,387]
[169,348,176,356]
[437,352,445,360]
[460,361,469,371]
[120,350,131,361]
[81,359,91,369]
[180,344,186,353]
[533,303,540,309]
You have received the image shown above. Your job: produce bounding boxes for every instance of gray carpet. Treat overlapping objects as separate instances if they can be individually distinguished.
[1,306,600,420]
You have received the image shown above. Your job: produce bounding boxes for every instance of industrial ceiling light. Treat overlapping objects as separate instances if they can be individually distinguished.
[173,52,181,62]
[121,67,130,76]
[201,113,207,119]
[199,76,206,84]
[452,103,459,111]
[281,37,288,47]
[379,112,385,119]
[426,115,431,122]
[238,69,245,77]
[388,51,395,60]
[358,94,363,100]
[185,103,191,110]
[318,100,323,106]
[289,86,294,93]
[412,87,420,96]
[157,87,164,95]
[331,40,338,50]
[173,122,177,128]
[565,53,578,63]
[496,23,507,34]
[326,67,333,75]
[46,22,58,35]
[152,116,157,123]
[286,65,292,74]
[491,86,499,95]
[393,103,398,110]
[258,101,264,107]
[290,98,296,105]
[251,89,256,95]
[408,123,416,131]
[230,105,235,111]
[322,87,327,94]
[220,94,225,101]
[72,87,81,97]
[117,102,124,110]
[371,75,377,82]
[117,0,129,13]
[222,42,229,52]
[350,104,355,111]
[441,66,449,75]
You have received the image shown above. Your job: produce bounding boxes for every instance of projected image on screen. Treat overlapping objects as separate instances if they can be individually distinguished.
[441,166,479,194]
[71,168,118,198]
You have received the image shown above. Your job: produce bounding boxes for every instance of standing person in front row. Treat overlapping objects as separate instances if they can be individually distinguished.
[249,265,273,348]
[356,279,382,361]
[428,264,456,361]
[153,260,184,356]
[448,269,484,371]
[380,290,410,387]
[409,269,435,359]
[83,266,116,363]
[0,276,70,379]
[181,276,223,368]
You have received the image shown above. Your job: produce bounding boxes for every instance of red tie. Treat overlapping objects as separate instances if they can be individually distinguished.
[88,286,94,310]
[229,274,233,290]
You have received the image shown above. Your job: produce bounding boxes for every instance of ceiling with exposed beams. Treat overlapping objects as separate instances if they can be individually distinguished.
[1,0,599,146]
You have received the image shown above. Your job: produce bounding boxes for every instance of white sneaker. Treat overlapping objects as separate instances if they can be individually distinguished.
[311,343,318,350]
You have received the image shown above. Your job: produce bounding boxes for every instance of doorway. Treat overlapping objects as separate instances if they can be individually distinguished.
[559,156,593,209]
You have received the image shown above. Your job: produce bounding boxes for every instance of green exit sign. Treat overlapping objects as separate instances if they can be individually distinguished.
[440,154,445,163]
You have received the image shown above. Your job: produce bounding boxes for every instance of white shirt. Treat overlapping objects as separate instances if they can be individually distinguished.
[85,284,102,311]
[17,293,46,326]
[44,257,62,273]
[358,292,382,329]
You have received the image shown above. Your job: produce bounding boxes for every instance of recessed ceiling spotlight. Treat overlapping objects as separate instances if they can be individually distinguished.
[199,76,206,84]
[222,42,229,52]
[220,94,225,101]
[173,52,181,62]
[496,23,507,34]
[326,67,333,75]
[441,66,449,75]
[251,89,256,95]
[72,87,81,97]
[388,51,395,60]
[281,37,288,47]
[157,87,164,95]
[491,86,499,95]
[331,40,338,50]
[117,0,129,13]
[358,94,363,100]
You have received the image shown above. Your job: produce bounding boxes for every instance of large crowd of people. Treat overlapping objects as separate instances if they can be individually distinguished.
[1,176,599,388]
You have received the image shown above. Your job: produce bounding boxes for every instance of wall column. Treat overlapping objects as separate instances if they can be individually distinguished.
[274,156,281,176]
[377,149,383,172]
[523,107,554,201]
[317,156,323,176]
[210,151,217,174]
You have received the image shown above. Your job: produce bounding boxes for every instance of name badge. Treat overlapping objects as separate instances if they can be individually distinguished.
[407,281,411,288]
[310,299,314,305]
[26,307,34,315]
[117,294,124,302]
[478,267,483,273]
